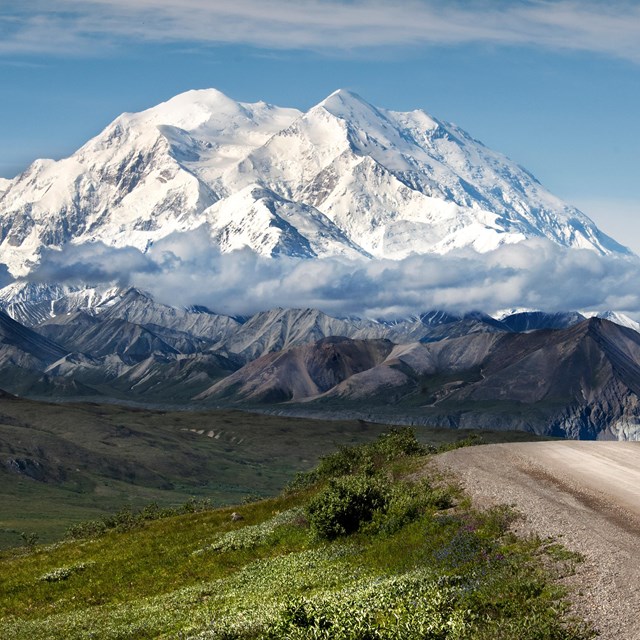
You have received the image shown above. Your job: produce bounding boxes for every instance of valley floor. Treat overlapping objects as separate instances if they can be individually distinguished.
[434,442,640,640]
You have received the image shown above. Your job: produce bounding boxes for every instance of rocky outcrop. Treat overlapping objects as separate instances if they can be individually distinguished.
[205,319,640,440]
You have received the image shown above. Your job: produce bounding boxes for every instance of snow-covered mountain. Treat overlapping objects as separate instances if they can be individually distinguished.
[0,282,121,326]
[585,310,640,334]
[0,88,629,276]
[0,178,11,197]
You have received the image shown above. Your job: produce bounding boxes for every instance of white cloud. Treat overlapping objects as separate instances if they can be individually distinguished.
[29,242,159,285]
[3,1,640,62]
[23,230,640,319]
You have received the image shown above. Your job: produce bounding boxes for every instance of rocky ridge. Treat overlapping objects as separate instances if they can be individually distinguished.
[0,283,638,439]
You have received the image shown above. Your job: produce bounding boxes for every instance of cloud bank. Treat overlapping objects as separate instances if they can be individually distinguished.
[3,1,640,63]
[23,229,640,319]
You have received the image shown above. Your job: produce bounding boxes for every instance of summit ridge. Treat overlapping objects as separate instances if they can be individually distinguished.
[0,88,630,276]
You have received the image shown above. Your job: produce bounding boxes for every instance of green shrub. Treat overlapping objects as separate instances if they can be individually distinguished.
[316,446,360,478]
[19,532,39,550]
[427,486,455,510]
[371,480,431,535]
[306,475,390,540]
[65,498,214,540]
[373,427,432,460]
[286,428,430,494]
[284,469,320,493]
[437,433,483,453]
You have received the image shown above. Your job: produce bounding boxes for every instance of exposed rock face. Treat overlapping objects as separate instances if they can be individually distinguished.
[0,310,68,367]
[198,337,394,403]
[5,457,47,481]
[201,319,640,440]
[500,311,586,332]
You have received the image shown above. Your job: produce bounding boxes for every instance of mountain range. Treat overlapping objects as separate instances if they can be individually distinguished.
[0,283,637,440]
[202,318,640,441]
[0,88,629,279]
[0,88,639,441]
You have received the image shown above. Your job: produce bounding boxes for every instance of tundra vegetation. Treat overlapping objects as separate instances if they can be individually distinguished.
[0,429,592,639]
[0,398,544,549]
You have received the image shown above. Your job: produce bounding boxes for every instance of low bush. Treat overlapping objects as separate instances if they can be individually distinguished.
[193,507,305,554]
[65,497,214,540]
[266,571,470,640]
[306,475,390,540]
[39,561,94,583]
[369,478,454,536]
[287,427,431,493]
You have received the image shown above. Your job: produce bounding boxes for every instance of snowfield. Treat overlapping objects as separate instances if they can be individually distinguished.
[0,88,630,276]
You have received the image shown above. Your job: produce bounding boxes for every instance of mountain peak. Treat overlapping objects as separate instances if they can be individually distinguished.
[316,88,382,122]
[322,88,368,104]
[125,88,248,132]
[0,87,632,279]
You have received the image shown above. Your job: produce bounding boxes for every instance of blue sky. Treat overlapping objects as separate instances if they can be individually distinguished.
[1,0,640,249]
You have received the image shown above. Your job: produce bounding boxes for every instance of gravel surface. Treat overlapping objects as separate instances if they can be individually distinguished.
[433,442,640,640]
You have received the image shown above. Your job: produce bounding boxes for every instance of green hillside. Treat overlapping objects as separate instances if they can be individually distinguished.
[0,396,545,548]
[0,430,592,639]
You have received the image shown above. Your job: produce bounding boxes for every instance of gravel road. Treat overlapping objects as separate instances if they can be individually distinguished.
[434,441,640,640]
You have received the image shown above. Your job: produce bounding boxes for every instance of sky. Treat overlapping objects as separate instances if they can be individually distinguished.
[1,1,640,316]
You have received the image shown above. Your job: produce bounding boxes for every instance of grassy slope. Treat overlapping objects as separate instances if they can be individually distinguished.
[0,396,547,548]
[0,432,592,640]
[0,398,385,547]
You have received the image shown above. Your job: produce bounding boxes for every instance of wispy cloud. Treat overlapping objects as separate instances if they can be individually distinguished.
[29,242,159,285]
[22,230,640,319]
[2,1,640,62]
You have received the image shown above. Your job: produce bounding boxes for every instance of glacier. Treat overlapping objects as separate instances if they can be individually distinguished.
[0,87,630,278]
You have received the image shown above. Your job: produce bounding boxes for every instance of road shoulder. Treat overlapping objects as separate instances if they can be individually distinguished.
[433,442,640,640]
